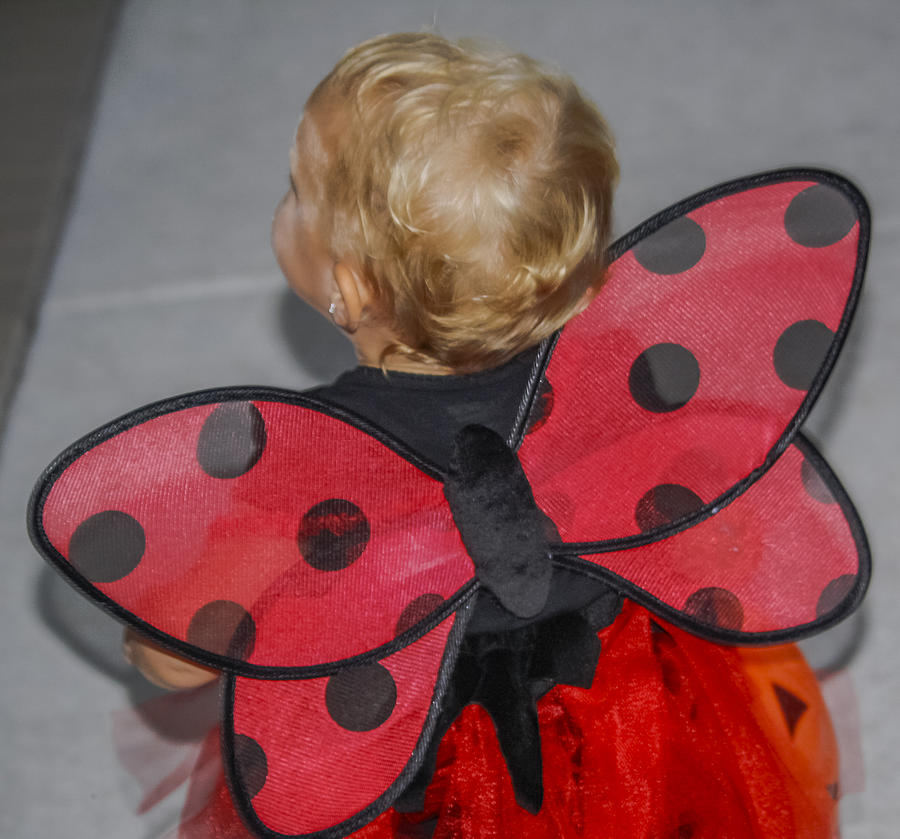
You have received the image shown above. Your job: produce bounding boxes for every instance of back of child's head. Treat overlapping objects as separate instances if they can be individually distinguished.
[307,32,618,372]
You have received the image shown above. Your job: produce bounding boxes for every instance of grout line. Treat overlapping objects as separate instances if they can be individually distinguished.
[43,273,285,315]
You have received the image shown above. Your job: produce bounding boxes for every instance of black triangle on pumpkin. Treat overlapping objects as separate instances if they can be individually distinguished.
[772,682,808,736]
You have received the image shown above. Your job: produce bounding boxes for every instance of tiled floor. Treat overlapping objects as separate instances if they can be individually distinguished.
[2,2,898,837]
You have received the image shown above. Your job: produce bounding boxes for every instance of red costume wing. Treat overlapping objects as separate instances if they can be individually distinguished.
[223,607,469,839]
[559,434,867,641]
[30,390,475,672]
[516,169,869,641]
[29,390,479,836]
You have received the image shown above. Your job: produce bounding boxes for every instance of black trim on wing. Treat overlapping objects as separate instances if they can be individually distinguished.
[511,168,869,558]
[27,168,870,664]
[507,338,557,447]
[26,385,481,678]
[222,592,476,839]
[550,433,870,645]
[28,385,448,486]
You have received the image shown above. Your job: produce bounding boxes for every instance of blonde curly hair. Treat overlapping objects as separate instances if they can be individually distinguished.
[307,32,618,372]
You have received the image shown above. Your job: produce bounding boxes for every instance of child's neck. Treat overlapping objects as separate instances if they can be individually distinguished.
[361,357,453,376]
[349,326,453,376]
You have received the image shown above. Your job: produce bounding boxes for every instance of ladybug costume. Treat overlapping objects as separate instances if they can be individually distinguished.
[29,169,870,839]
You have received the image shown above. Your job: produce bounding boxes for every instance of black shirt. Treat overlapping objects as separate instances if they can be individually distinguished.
[305,347,539,470]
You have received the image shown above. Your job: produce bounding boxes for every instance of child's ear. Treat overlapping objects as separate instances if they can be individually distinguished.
[330,260,372,333]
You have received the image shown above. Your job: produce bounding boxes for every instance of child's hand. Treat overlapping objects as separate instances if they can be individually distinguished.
[122,627,219,690]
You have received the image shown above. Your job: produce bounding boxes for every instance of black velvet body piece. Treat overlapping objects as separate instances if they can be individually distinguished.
[394,589,622,814]
[444,424,553,619]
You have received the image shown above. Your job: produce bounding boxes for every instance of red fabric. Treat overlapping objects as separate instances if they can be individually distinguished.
[228,611,464,835]
[179,601,838,839]
[41,400,473,670]
[522,178,861,546]
[571,441,862,636]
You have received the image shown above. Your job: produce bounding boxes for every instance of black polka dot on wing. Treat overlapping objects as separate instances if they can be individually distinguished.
[325,663,397,732]
[772,682,809,737]
[801,457,838,504]
[68,510,145,583]
[187,600,256,659]
[683,587,744,631]
[196,402,266,479]
[395,594,445,636]
[816,575,857,618]
[635,484,704,532]
[629,343,700,413]
[298,499,370,571]
[633,216,706,275]
[772,320,834,391]
[784,184,857,248]
[827,781,840,801]
[525,378,554,434]
[233,734,268,798]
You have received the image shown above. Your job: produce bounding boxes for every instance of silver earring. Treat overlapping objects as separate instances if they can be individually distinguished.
[328,302,337,321]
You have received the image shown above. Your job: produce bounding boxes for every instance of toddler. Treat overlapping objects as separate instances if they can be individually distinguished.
[113,31,842,839]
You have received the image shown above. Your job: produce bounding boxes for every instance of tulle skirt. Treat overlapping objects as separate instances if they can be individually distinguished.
[175,601,839,839]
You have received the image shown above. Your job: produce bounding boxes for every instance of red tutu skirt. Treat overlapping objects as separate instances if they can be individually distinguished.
[176,601,839,839]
